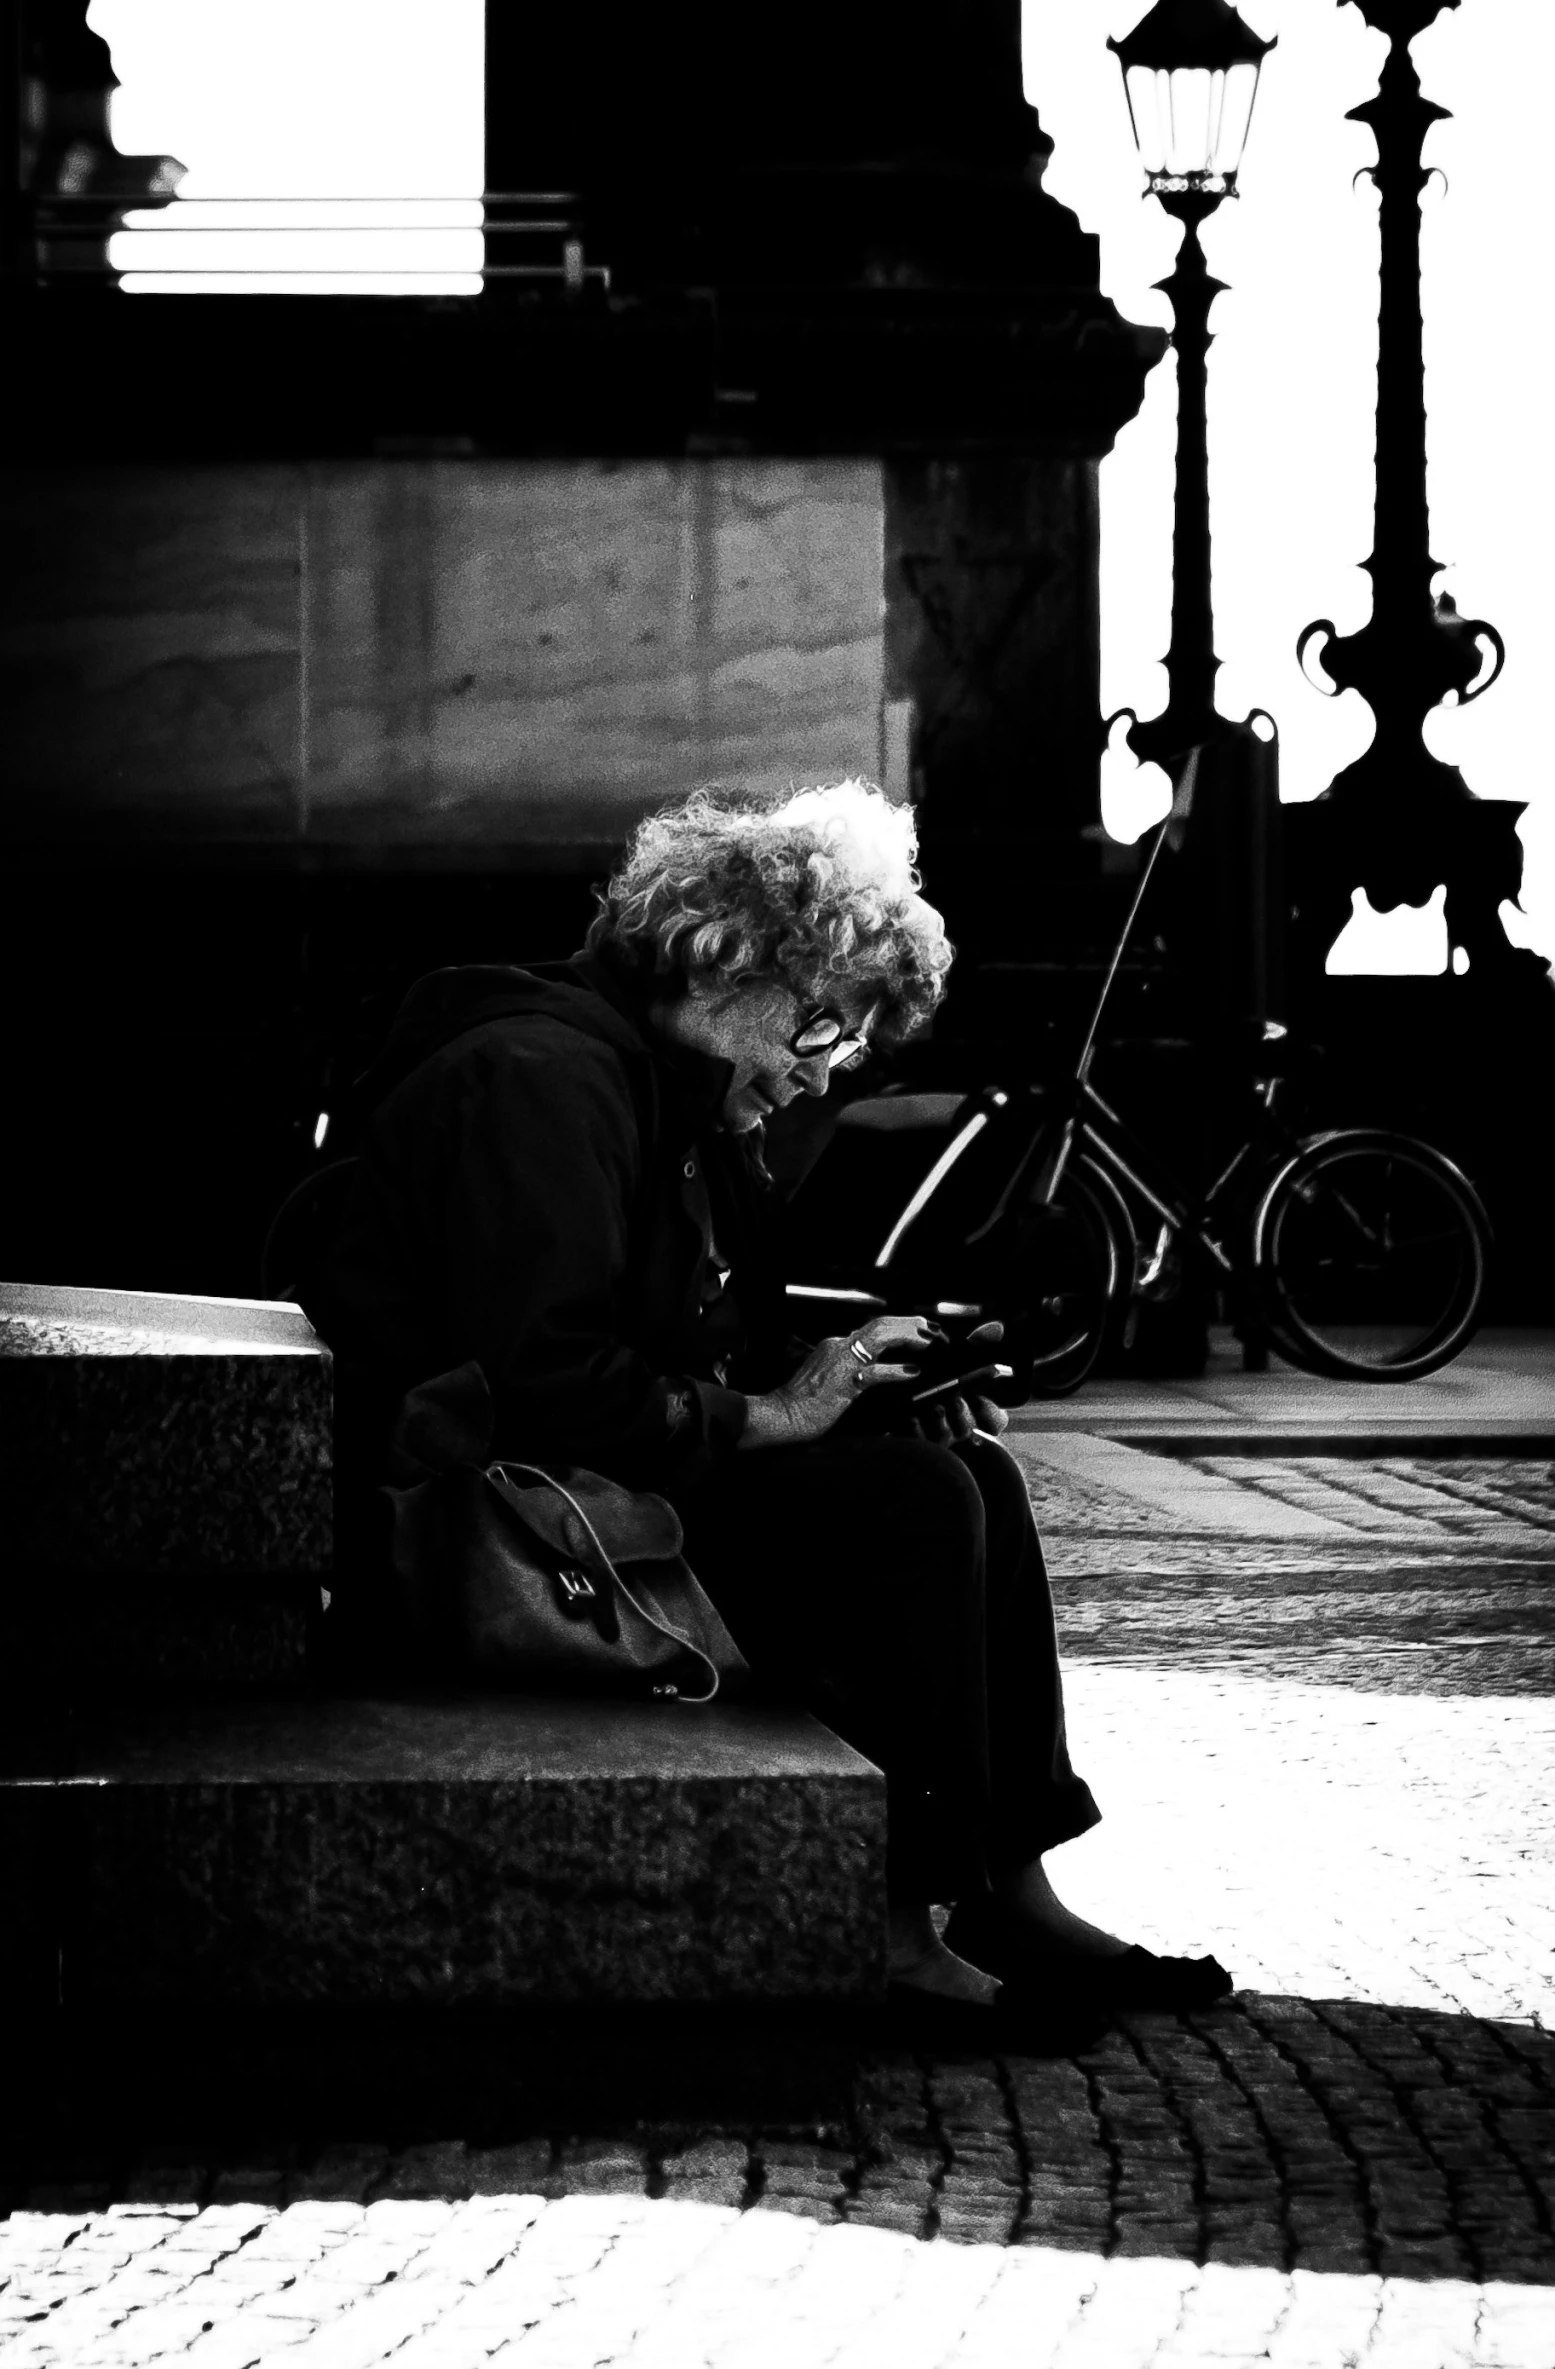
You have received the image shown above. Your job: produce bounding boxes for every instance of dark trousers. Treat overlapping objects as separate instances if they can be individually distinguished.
[675,1433,1100,1902]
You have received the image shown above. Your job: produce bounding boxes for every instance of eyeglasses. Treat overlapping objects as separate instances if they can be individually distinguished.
[788,1005,874,1070]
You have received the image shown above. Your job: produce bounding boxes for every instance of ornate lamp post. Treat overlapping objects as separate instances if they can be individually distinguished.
[1109,0,1275,773]
[1288,0,1540,986]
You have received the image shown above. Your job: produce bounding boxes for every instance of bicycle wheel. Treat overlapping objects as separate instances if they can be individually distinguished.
[1057,1154,1140,1370]
[1009,1174,1118,1400]
[1254,1130,1489,1381]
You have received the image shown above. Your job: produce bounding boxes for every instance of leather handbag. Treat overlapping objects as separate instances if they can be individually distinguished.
[382,1363,749,1703]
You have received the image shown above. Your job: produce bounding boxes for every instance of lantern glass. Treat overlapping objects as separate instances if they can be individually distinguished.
[1122,57,1261,194]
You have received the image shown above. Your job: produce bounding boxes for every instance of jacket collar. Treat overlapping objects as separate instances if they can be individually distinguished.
[568,949,736,1135]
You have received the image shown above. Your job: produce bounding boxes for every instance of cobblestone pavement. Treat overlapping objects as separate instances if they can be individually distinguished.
[1014,1450,1555,1561]
[5,1450,1553,2366]
[5,2180,1553,2369]
[1019,1449,1555,1698]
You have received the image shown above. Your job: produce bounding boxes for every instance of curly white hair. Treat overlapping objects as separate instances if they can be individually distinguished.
[587,780,953,1046]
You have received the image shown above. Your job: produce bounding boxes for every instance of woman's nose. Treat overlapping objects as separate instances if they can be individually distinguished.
[792,1053,832,1097]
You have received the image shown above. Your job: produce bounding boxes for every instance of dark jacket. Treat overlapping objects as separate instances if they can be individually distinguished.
[309,951,789,1498]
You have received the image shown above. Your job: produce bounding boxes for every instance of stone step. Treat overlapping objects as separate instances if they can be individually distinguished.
[0,1279,331,1582]
[3,1692,887,2007]
[1,1575,314,1698]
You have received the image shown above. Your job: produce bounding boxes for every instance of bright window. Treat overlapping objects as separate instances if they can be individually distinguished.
[91,0,484,293]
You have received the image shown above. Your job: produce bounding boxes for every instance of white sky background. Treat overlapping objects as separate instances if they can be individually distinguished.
[90,1,1552,973]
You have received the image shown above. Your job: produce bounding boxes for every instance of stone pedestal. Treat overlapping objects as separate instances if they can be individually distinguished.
[3,1695,887,2006]
[0,1280,331,1574]
[1,1281,331,1695]
[886,454,1100,838]
[0,1281,889,2006]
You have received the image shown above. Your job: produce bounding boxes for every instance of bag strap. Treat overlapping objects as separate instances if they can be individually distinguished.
[485,1462,721,1705]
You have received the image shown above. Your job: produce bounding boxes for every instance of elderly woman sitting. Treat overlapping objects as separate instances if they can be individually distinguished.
[312,780,1229,2026]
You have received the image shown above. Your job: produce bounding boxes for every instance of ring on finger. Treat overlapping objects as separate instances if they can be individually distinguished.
[847,1338,875,1366]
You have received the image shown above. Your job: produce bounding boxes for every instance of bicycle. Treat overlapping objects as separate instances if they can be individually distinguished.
[1024,784,1492,1388]
[1013,1029,1494,1395]
[784,765,1493,1395]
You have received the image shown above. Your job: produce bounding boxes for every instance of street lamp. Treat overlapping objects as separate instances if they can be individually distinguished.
[1286,0,1530,987]
[1108,0,1274,771]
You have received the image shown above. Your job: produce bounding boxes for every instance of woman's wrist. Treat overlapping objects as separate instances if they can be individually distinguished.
[736,1387,801,1451]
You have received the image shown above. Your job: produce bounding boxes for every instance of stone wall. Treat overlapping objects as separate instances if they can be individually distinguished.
[1,458,886,848]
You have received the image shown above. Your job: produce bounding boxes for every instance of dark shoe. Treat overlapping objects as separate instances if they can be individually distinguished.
[943,1901,1234,2014]
[1049,1944,1235,2014]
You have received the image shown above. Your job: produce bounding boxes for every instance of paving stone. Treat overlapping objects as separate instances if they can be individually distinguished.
[262,2284,448,2369]
[231,2201,357,2258]
[17,2177,116,2215]
[1205,2227,1289,2267]
[654,2141,753,2207]
[755,2139,854,2167]
[658,2138,747,2181]
[461,2139,555,2197]
[370,2141,475,2201]
[92,2294,226,2351]
[657,2173,747,2211]
[206,2145,303,2210]
[844,2196,930,2237]
[1015,2207,1114,2248]
[180,2316,321,2369]
[553,2140,650,2197]
[392,2197,544,2283]
[750,2192,843,2224]
[286,2142,392,2205]
[1111,2218,1201,2257]
[257,2270,355,2320]
[118,2155,209,2208]
[758,2166,849,2201]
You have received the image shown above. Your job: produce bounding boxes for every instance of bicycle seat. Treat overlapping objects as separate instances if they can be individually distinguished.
[1234,1017,1315,1071]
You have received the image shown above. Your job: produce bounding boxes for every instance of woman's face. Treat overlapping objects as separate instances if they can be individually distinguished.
[673,975,874,1134]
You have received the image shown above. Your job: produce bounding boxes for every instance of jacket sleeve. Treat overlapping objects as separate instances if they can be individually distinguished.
[379,1018,746,1489]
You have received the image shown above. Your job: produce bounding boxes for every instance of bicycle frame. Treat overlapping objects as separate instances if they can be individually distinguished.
[1054,1076,1298,1285]
[1009,750,1295,1292]
[1061,1082,1234,1279]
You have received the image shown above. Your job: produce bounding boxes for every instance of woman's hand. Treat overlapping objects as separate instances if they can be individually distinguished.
[739,1314,940,1449]
[906,1321,1012,1446]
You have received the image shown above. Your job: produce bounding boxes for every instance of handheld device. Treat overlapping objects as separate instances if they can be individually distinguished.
[901,1343,1014,1404]
[839,1339,1014,1435]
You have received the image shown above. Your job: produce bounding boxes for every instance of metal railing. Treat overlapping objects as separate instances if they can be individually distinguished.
[14,189,611,293]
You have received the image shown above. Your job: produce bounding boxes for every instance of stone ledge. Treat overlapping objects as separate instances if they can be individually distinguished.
[0,1280,330,1576]
[0,1280,325,1354]
[3,1694,887,2007]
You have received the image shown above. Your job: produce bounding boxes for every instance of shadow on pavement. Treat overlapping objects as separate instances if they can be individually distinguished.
[7,1993,1552,2286]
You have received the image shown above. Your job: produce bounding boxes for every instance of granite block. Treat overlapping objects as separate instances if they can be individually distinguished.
[4,1694,887,2005]
[0,1576,313,1694]
[0,1281,330,1577]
